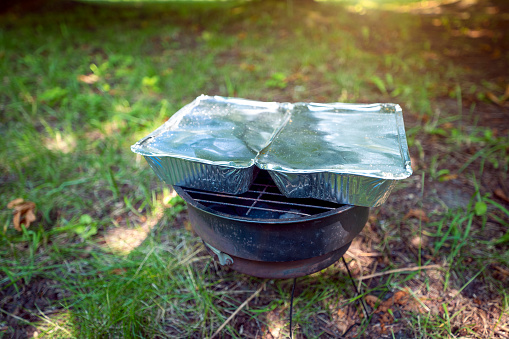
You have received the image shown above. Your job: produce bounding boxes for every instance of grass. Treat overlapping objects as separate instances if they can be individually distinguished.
[1,0,508,337]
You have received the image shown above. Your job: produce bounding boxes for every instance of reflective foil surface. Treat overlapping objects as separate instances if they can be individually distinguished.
[131,95,412,206]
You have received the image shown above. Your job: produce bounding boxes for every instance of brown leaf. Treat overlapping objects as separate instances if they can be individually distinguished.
[78,74,99,84]
[7,198,24,209]
[21,202,36,212]
[494,188,509,203]
[25,209,36,226]
[411,235,427,248]
[13,211,21,231]
[393,291,409,305]
[240,63,256,72]
[486,91,502,105]
[375,291,410,314]
[441,122,454,130]
[365,295,381,308]
[419,115,429,123]
[7,198,36,231]
[378,297,395,313]
[402,298,424,313]
[404,209,430,223]
[493,264,509,278]
[111,268,126,275]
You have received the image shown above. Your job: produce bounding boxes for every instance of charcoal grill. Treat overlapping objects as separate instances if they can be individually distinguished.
[173,170,369,279]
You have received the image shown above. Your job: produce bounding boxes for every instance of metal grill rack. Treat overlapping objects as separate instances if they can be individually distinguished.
[180,171,343,219]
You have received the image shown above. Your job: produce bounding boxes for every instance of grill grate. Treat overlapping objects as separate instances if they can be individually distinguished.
[180,171,343,219]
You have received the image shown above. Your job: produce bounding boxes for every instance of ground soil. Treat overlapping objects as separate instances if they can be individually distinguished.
[0,278,71,338]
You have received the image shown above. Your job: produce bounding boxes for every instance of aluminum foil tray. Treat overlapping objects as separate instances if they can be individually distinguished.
[131,95,412,207]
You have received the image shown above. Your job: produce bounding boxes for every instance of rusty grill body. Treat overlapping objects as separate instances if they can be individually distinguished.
[174,171,369,279]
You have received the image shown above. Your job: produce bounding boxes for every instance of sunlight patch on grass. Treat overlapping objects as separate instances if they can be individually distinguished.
[31,310,75,339]
[103,208,163,254]
[44,132,77,154]
[319,0,479,15]
[102,189,178,254]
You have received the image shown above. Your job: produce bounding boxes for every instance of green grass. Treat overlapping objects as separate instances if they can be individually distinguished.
[1,0,508,337]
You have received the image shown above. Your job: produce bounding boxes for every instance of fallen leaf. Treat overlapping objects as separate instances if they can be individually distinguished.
[240,63,256,72]
[13,212,21,231]
[393,291,409,305]
[441,122,454,130]
[25,209,36,225]
[377,298,394,313]
[365,295,381,308]
[486,91,502,105]
[493,264,509,275]
[7,198,37,231]
[404,209,430,223]
[374,291,410,314]
[419,115,430,123]
[403,298,425,313]
[380,311,394,324]
[494,188,509,203]
[78,74,99,84]
[111,268,127,275]
[7,198,24,208]
[411,235,427,248]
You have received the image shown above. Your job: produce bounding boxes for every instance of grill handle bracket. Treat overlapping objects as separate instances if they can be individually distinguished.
[204,242,234,266]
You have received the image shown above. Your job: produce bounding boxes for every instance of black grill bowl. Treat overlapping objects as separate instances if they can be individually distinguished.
[173,171,369,279]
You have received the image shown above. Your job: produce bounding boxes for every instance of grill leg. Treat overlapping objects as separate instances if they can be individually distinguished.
[289,277,297,339]
[341,256,370,320]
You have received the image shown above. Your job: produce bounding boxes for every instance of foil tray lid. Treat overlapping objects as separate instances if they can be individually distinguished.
[257,102,412,179]
[131,95,288,168]
[131,95,412,180]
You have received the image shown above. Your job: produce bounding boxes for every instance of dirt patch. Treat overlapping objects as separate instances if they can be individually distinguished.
[0,277,70,338]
